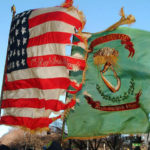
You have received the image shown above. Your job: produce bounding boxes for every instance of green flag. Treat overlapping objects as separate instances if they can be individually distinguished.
[66,27,150,140]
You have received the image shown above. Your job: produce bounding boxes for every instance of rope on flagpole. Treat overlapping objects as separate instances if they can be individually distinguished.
[0,5,16,117]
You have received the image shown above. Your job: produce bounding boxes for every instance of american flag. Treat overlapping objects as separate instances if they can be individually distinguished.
[0,6,86,130]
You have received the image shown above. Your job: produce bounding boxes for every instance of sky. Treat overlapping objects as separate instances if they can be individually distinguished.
[0,0,150,138]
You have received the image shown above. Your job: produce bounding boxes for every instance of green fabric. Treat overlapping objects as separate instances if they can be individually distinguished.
[66,27,150,139]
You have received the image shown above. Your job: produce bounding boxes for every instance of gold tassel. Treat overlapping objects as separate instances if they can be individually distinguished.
[104,7,136,32]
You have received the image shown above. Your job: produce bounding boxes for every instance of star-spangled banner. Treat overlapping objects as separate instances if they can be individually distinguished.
[0,6,86,130]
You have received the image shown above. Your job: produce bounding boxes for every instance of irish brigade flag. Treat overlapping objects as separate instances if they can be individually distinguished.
[0,2,87,131]
[66,27,150,140]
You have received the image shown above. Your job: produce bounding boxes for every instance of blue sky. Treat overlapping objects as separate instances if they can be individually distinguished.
[0,0,150,137]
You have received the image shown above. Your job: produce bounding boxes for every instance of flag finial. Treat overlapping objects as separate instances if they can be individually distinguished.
[11,4,16,17]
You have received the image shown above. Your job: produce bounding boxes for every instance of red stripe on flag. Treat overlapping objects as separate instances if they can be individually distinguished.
[66,56,85,71]
[27,55,86,70]
[27,32,72,48]
[29,11,82,30]
[4,78,70,91]
[0,116,61,130]
[2,99,76,111]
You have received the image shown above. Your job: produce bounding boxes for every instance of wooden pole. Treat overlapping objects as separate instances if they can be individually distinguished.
[61,112,66,144]
[0,5,16,116]
[61,109,70,144]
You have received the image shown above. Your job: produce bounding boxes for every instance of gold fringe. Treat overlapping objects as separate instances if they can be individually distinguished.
[63,132,142,141]
[4,117,61,134]
[63,135,108,141]
[1,124,50,135]
[20,126,50,134]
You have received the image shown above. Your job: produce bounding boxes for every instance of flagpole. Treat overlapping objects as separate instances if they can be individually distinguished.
[0,5,16,116]
[61,108,68,144]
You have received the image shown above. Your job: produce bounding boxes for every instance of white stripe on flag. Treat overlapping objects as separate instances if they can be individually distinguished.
[7,66,69,81]
[3,88,66,100]
[27,43,66,57]
[29,21,75,38]
[2,108,60,118]
[27,43,86,58]
[29,7,80,20]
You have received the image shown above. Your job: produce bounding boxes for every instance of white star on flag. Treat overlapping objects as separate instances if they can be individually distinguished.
[17,39,20,47]
[17,50,20,56]
[16,19,20,26]
[10,51,13,57]
[10,28,13,33]
[22,17,26,24]
[20,12,25,17]
[13,50,16,56]
[22,48,25,55]
[10,39,12,45]
[21,27,26,35]
[16,60,20,68]
[15,29,19,36]
[11,25,15,32]
[21,59,26,66]
[26,10,31,14]
[23,38,27,45]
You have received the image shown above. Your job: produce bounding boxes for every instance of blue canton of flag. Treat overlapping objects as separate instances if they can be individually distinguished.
[7,10,32,73]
